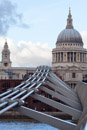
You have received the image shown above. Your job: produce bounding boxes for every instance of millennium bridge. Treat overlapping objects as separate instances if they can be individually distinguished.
[0,66,87,130]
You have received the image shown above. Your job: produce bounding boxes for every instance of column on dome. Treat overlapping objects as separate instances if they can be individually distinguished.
[68,52,70,62]
[79,53,80,62]
[56,53,57,62]
[59,53,60,62]
[52,53,56,63]
[84,53,85,62]
[74,52,76,62]
[67,52,71,62]
[52,53,54,62]
[57,53,59,62]
[85,53,86,62]
[84,53,86,62]
[57,53,58,62]
[57,53,60,62]
[60,52,61,62]
[55,53,57,62]
[76,52,80,62]
[83,53,86,62]
[69,52,70,62]
[86,53,87,62]
[61,52,63,62]
[79,52,80,62]
[66,52,67,61]
[73,52,74,62]
[80,53,82,62]
[56,52,58,62]
[71,52,73,62]
[83,53,84,62]
[69,52,71,62]
[67,52,69,62]
[63,52,67,62]
[82,53,83,62]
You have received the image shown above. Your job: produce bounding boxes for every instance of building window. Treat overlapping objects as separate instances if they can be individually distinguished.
[83,74,87,82]
[72,73,76,78]
[9,76,12,79]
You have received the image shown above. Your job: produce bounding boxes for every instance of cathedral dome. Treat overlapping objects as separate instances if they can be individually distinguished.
[57,28,83,44]
[56,9,83,44]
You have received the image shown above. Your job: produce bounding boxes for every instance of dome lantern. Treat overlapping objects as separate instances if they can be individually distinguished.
[66,8,73,29]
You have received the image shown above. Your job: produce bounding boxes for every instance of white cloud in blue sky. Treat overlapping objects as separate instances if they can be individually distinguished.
[0,0,29,35]
[0,37,52,67]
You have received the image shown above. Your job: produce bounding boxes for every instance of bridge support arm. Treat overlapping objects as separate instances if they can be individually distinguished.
[14,106,76,130]
[31,93,82,119]
[40,86,82,111]
[46,81,80,103]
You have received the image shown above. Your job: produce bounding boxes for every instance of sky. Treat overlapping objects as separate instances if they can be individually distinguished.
[0,0,87,67]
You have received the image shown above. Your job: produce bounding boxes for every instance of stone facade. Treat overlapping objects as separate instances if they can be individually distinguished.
[52,9,87,88]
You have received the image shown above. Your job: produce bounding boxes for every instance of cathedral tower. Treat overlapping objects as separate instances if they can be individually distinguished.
[1,40,11,68]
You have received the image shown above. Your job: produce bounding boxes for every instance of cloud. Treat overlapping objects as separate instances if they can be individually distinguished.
[80,31,87,49]
[0,0,29,36]
[0,37,52,67]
